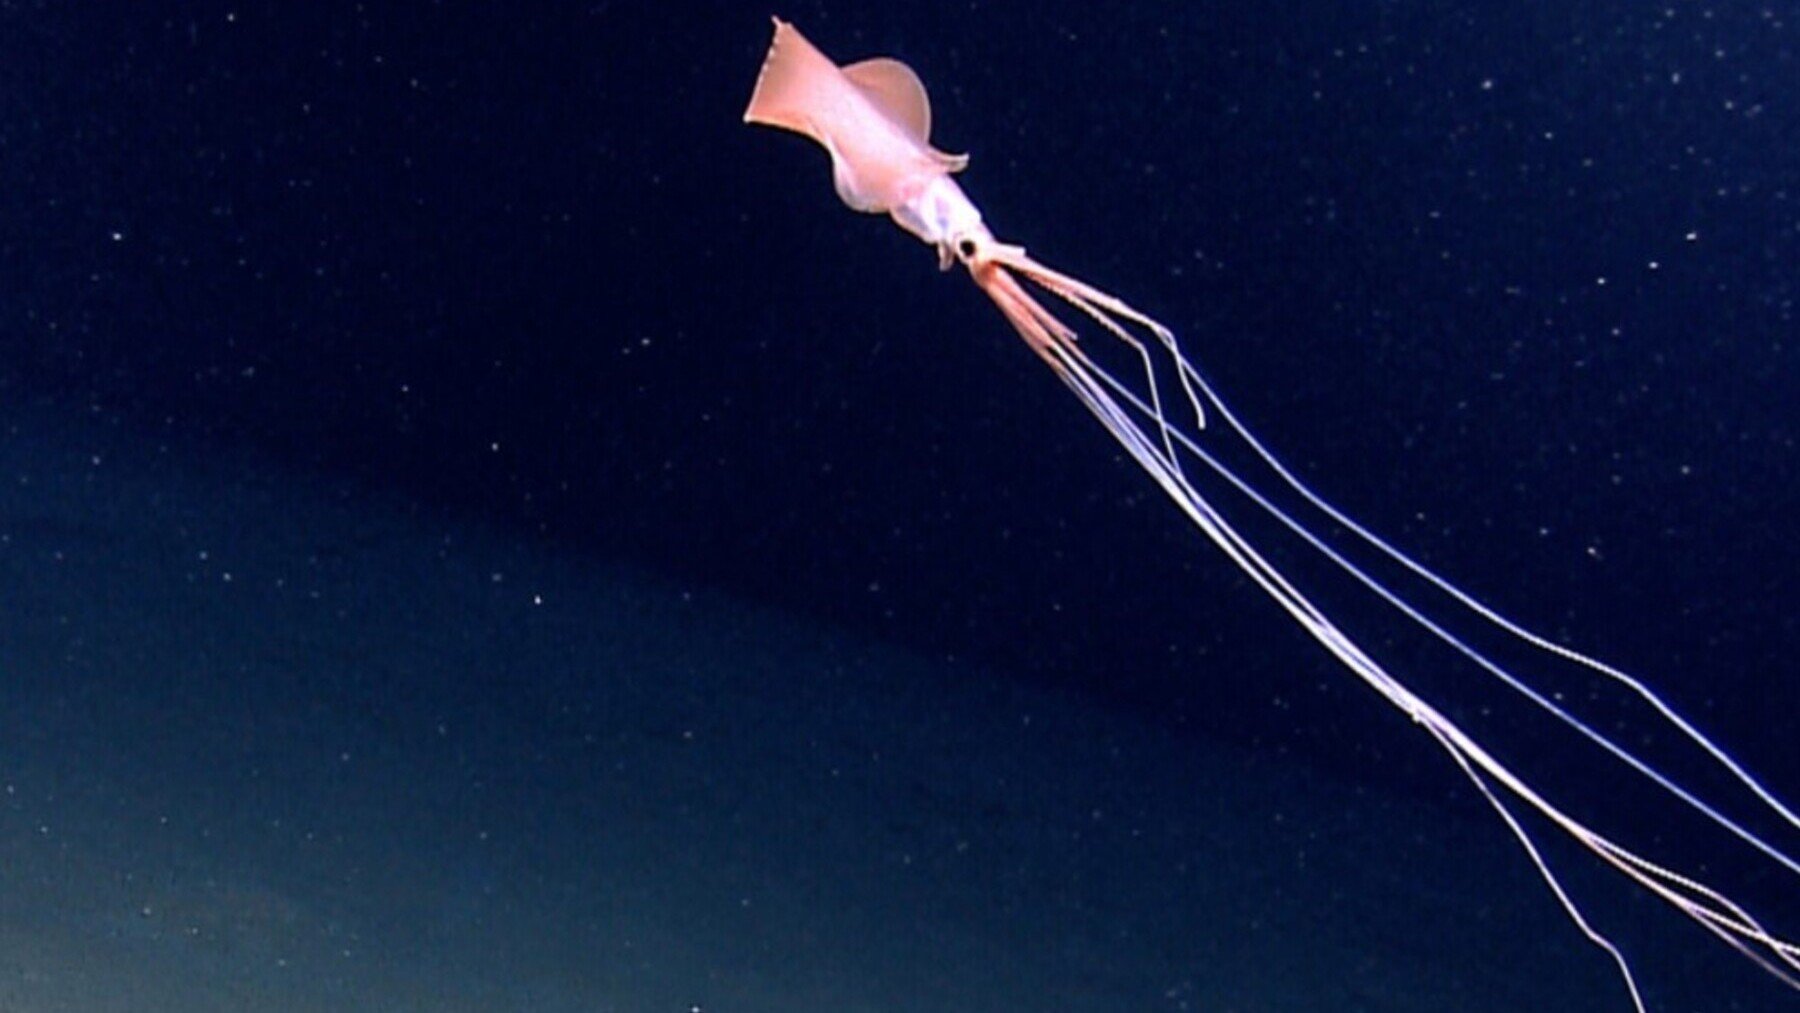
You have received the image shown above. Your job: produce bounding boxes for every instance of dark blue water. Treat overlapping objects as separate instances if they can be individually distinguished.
[1,2,1794,1009]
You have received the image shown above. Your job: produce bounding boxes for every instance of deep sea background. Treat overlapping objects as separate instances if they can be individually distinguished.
[0,1,1795,1010]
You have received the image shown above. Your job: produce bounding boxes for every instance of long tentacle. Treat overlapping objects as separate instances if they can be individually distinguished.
[963,246,1800,1000]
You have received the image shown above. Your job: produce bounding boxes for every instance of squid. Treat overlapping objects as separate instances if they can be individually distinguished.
[743,17,1797,1010]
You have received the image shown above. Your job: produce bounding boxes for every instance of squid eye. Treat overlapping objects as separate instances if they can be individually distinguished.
[956,238,978,260]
